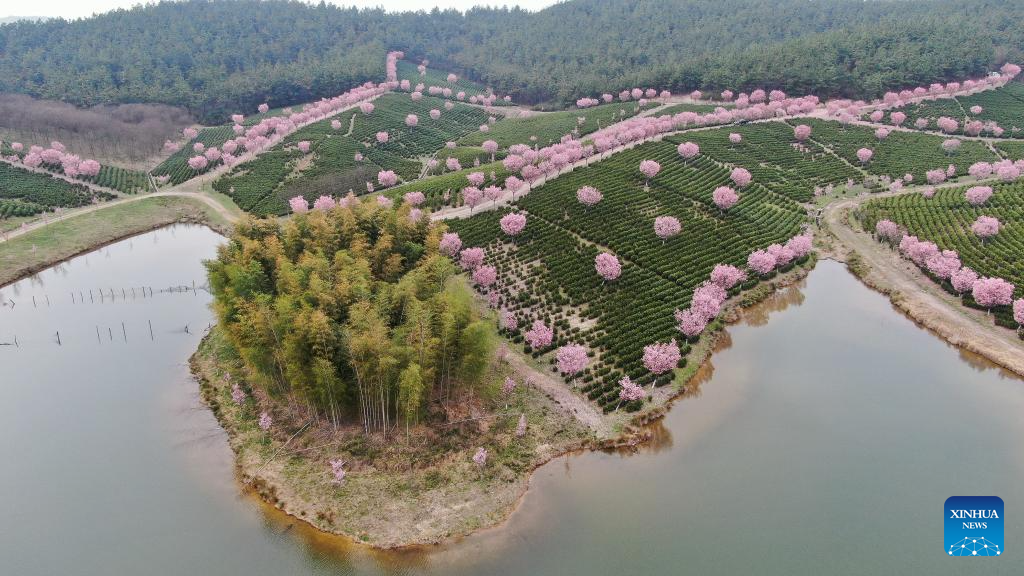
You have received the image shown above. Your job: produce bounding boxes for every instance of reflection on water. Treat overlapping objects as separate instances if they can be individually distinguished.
[3,231,1024,576]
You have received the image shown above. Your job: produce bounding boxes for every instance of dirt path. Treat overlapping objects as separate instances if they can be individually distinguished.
[822,195,1024,377]
[0,191,238,243]
[503,349,613,439]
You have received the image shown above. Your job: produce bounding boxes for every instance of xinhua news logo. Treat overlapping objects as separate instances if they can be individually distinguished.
[945,496,1003,557]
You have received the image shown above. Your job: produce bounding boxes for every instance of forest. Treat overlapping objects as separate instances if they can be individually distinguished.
[205,200,497,432]
[1,0,1022,123]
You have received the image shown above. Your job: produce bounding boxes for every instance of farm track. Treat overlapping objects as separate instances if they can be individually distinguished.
[822,188,1024,377]
[0,191,238,243]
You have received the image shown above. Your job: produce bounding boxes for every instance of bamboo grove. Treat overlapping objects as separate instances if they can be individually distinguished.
[205,200,495,435]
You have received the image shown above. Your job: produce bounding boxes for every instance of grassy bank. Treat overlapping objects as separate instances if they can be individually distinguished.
[0,196,228,288]
[192,327,591,549]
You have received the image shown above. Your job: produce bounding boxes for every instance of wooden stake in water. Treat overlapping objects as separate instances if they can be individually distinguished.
[122,322,127,342]
[149,320,154,341]
[56,331,61,346]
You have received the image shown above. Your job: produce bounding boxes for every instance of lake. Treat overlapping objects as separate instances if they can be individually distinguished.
[2,224,1021,575]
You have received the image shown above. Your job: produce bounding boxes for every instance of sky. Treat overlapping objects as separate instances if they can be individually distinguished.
[4,0,559,20]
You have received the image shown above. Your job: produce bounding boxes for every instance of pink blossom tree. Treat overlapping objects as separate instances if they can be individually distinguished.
[965,186,993,206]
[524,320,553,350]
[499,212,527,238]
[618,376,647,407]
[403,191,426,206]
[377,170,398,187]
[313,195,336,210]
[654,216,681,243]
[951,267,979,295]
[875,219,902,243]
[297,141,311,153]
[972,277,1015,313]
[289,196,309,213]
[857,148,874,164]
[677,142,700,162]
[642,339,680,380]
[747,249,777,276]
[595,252,622,282]
[639,160,661,187]
[472,265,497,290]
[971,215,1000,241]
[439,232,462,256]
[467,171,486,187]
[482,140,499,161]
[459,247,485,270]
[556,344,589,384]
[462,186,483,213]
[577,185,603,209]
[713,186,739,212]
[710,264,746,289]
[376,131,389,144]
[674,308,707,338]
[730,167,752,187]
[793,124,812,141]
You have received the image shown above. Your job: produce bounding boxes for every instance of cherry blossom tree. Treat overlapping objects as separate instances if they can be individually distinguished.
[595,252,622,281]
[459,246,485,270]
[405,114,419,127]
[313,195,336,210]
[965,186,993,206]
[643,339,680,378]
[439,232,462,256]
[951,267,979,295]
[360,102,375,115]
[971,215,1000,241]
[376,131,389,143]
[524,320,553,350]
[875,219,902,243]
[677,142,699,161]
[713,186,739,212]
[729,133,742,145]
[1013,299,1024,333]
[258,103,270,114]
[297,141,311,153]
[654,216,681,242]
[187,155,208,171]
[674,308,707,338]
[556,344,589,383]
[639,160,661,187]
[500,213,527,238]
[710,264,746,289]
[467,171,486,187]
[972,277,1015,313]
[377,170,398,187]
[730,167,752,188]
[462,186,483,213]
[472,265,497,290]
[793,124,812,141]
[618,376,647,406]
[857,148,874,164]
[577,185,603,209]
[289,195,309,213]
[482,140,499,161]
[747,249,777,276]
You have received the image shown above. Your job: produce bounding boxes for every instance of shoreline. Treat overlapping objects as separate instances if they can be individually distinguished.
[189,259,816,550]
[822,202,1024,379]
[0,196,232,289]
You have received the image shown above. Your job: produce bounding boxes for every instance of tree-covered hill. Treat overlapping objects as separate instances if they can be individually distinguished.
[1,0,1021,123]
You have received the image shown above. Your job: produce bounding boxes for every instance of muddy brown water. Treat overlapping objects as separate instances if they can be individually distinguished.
[2,225,1022,575]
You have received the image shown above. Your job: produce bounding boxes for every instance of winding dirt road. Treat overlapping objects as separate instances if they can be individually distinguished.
[822,194,1024,376]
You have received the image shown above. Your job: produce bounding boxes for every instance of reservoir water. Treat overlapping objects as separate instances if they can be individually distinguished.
[2,224,1021,574]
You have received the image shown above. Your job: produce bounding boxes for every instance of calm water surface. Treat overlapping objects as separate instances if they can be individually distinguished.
[2,225,1022,575]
